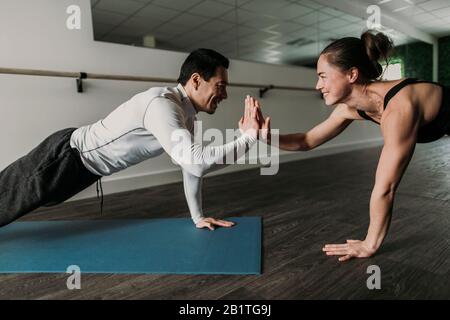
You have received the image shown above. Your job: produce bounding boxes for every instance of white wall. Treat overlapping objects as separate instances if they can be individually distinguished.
[0,0,381,201]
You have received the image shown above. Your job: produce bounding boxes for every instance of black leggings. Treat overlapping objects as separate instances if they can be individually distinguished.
[0,128,101,227]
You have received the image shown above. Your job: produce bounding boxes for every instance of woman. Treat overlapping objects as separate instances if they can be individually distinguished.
[259,30,450,261]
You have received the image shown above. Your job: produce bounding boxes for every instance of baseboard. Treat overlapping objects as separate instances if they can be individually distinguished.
[68,137,383,202]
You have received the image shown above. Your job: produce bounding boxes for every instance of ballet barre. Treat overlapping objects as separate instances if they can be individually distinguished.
[0,67,317,97]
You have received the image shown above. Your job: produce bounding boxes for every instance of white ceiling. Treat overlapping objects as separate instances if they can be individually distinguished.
[90,0,450,66]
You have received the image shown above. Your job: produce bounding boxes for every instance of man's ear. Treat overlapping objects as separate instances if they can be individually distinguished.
[348,67,359,84]
[191,73,201,90]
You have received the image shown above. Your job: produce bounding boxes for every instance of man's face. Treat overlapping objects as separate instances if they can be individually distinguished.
[193,66,228,114]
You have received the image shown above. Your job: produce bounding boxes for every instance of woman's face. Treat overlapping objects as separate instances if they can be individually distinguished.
[315,54,353,106]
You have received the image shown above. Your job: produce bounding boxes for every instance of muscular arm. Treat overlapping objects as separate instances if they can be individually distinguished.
[278,104,355,151]
[365,104,419,251]
[323,102,419,261]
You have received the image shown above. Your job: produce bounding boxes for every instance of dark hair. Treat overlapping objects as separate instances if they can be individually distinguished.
[177,48,230,85]
[320,30,394,82]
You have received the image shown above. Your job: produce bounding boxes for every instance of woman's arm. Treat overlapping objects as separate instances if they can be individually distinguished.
[278,104,355,151]
[364,105,418,251]
[323,103,419,261]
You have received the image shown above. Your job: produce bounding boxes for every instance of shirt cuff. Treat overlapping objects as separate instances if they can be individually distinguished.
[192,215,204,225]
[240,131,258,145]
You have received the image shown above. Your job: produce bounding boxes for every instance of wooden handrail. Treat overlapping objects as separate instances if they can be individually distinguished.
[0,67,317,96]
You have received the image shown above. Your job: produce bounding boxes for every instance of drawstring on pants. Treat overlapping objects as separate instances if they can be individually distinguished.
[96,177,104,216]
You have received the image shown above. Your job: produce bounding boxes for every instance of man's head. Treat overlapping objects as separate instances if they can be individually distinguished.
[178,48,229,114]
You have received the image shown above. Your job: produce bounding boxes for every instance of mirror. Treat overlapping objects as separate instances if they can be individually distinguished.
[91,0,438,73]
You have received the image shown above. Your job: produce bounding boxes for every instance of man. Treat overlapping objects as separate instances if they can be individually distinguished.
[0,48,270,230]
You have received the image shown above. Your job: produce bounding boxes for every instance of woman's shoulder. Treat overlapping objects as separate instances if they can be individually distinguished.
[332,103,363,120]
[381,78,416,106]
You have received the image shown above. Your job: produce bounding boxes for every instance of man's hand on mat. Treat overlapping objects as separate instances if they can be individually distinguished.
[196,217,235,231]
[322,240,376,262]
[239,95,261,138]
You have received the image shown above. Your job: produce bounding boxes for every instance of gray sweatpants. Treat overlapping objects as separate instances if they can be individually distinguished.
[0,128,101,227]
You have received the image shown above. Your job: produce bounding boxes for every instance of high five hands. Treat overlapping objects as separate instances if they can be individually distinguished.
[239,95,271,142]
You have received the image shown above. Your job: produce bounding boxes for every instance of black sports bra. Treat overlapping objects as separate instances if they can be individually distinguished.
[357,78,450,143]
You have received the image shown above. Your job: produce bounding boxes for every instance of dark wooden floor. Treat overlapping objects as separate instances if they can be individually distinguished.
[1,137,449,299]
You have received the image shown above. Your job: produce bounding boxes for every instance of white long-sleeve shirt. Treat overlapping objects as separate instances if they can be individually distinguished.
[70,84,256,223]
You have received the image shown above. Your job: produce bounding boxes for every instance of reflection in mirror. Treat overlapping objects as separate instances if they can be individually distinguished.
[90,0,443,78]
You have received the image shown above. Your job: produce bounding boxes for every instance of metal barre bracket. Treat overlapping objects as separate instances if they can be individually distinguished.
[76,72,88,93]
[259,85,274,98]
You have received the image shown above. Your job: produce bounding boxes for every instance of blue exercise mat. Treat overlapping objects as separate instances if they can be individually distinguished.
[0,217,261,274]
